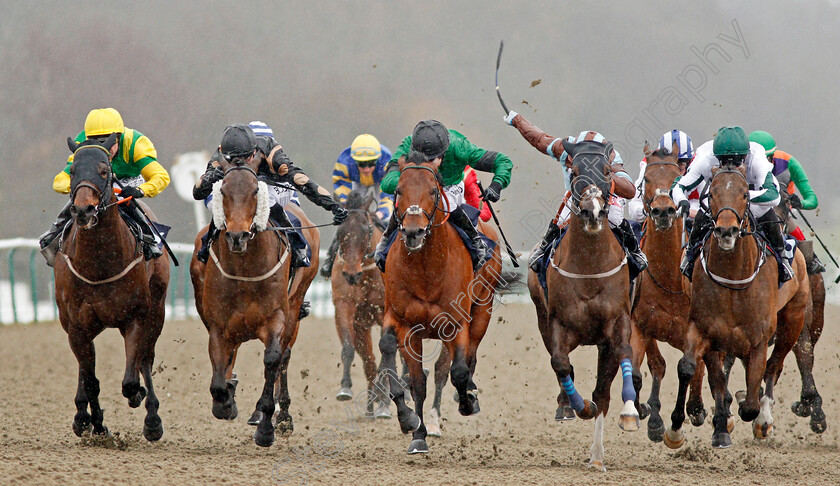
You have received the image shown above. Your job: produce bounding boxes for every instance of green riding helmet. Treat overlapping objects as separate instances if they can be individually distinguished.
[748,130,776,157]
[713,126,750,157]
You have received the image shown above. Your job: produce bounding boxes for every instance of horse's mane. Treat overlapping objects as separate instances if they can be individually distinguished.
[647,147,674,160]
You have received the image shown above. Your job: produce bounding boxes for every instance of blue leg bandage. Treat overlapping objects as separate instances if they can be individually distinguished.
[620,359,636,402]
[561,375,585,412]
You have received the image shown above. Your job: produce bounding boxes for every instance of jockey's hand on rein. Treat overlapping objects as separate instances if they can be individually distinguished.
[331,206,348,225]
[677,199,690,217]
[207,166,225,183]
[121,186,144,199]
[482,181,503,203]
[788,194,803,209]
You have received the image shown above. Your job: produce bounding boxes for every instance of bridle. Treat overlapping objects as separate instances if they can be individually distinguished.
[709,167,751,239]
[641,160,680,217]
[393,165,450,234]
[69,145,118,223]
[220,164,265,238]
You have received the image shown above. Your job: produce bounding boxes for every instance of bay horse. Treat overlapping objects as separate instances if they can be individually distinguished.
[190,158,319,447]
[55,135,169,441]
[665,164,811,449]
[528,139,639,471]
[379,159,503,454]
[629,144,712,442]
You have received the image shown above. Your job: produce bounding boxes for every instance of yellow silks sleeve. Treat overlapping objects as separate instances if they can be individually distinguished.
[138,161,170,197]
[53,171,71,194]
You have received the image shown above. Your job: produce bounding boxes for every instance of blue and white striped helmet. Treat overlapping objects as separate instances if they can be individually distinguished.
[248,121,274,138]
[555,131,622,164]
[658,130,694,160]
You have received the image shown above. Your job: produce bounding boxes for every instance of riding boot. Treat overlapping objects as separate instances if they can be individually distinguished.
[798,240,826,274]
[529,223,562,272]
[680,210,712,280]
[196,220,219,264]
[808,254,826,274]
[613,219,648,273]
[270,204,308,269]
[39,200,73,267]
[374,214,399,272]
[758,210,793,283]
[319,233,340,278]
[449,205,489,271]
[131,205,163,261]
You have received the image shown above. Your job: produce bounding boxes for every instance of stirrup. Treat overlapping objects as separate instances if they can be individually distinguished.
[319,258,334,278]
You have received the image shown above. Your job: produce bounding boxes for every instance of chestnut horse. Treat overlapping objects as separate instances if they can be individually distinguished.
[55,136,169,441]
[379,160,503,454]
[665,164,811,449]
[190,159,319,447]
[629,145,710,442]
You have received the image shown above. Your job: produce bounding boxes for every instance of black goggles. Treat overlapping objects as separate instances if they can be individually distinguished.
[356,159,377,168]
[718,154,746,167]
[222,150,254,162]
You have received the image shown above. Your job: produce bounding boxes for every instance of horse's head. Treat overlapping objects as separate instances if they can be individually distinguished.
[66,134,118,229]
[394,155,444,252]
[336,190,376,284]
[642,142,682,231]
[709,164,749,251]
[564,139,612,234]
[215,160,266,254]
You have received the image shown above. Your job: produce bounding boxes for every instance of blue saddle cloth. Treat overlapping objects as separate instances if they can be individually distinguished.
[278,212,311,267]
[374,204,497,271]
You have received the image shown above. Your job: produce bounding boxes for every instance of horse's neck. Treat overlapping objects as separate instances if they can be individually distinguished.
[71,207,134,256]
[560,217,622,266]
[642,217,683,282]
[217,230,281,266]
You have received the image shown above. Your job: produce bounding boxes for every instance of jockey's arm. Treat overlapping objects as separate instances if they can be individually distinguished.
[787,156,818,209]
[376,191,394,220]
[608,163,635,200]
[626,163,647,222]
[136,161,170,197]
[749,171,781,207]
[380,136,413,194]
[193,152,223,200]
[331,160,353,205]
[507,113,558,157]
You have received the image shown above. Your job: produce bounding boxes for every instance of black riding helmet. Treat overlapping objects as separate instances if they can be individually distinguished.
[410,120,450,161]
[220,124,257,160]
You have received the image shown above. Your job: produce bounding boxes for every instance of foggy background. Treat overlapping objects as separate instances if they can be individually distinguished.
[2,0,838,254]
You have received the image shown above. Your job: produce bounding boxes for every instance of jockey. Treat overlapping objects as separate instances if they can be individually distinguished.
[463,166,492,223]
[502,111,644,273]
[39,107,170,265]
[627,130,697,230]
[375,119,514,271]
[749,130,824,273]
[675,126,792,282]
[193,123,347,265]
[319,133,394,278]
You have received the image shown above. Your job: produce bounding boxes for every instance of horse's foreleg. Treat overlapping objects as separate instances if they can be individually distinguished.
[208,330,238,421]
[665,323,706,449]
[611,314,640,433]
[704,351,732,448]
[548,322,592,420]
[254,336,283,447]
[68,335,105,436]
[378,319,419,436]
[629,320,649,418]
[135,318,164,442]
[738,342,767,425]
[401,333,429,454]
[121,323,147,408]
[427,345,450,437]
[274,347,294,436]
[449,328,478,417]
[644,340,666,441]
[687,355,707,427]
[792,323,826,433]
[334,300,357,401]
[352,319,377,417]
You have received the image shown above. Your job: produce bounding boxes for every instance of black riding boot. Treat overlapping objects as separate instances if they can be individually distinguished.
[680,210,712,280]
[269,204,308,269]
[196,220,219,264]
[319,233,340,278]
[758,211,793,283]
[374,214,399,272]
[613,219,648,274]
[449,205,489,271]
[130,205,163,261]
[529,223,562,272]
[39,200,73,267]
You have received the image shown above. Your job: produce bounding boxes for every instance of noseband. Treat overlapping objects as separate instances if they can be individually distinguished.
[393,165,448,233]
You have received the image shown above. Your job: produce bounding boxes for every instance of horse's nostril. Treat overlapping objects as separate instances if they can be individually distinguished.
[667,207,676,216]
[651,208,661,217]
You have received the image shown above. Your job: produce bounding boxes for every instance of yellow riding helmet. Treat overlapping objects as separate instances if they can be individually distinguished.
[84,108,125,137]
[350,133,381,162]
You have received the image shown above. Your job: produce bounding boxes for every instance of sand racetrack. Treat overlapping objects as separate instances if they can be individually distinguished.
[1,302,838,485]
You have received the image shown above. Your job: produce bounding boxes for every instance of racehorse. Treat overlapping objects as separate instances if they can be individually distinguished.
[629,144,710,441]
[378,158,503,454]
[190,157,319,447]
[665,164,811,449]
[527,139,639,471]
[55,135,169,441]
[330,190,390,417]
[774,192,827,433]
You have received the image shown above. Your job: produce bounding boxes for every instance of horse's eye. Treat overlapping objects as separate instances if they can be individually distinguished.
[429,190,436,196]
[643,177,650,185]
[743,193,749,200]
[253,188,259,196]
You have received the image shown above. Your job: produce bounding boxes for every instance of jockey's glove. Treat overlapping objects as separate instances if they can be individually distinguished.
[121,186,144,199]
[331,206,348,225]
[788,194,803,209]
[482,181,503,203]
[503,111,518,126]
[207,166,225,183]
[677,199,690,217]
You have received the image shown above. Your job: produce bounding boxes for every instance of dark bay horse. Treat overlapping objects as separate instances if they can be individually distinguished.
[190,159,319,447]
[55,136,169,441]
[665,164,811,449]
[379,160,503,454]
[629,145,711,442]
[528,139,639,471]
[330,190,390,417]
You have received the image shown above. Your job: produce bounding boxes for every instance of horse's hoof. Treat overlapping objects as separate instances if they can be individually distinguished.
[726,415,735,433]
[734,390,747,405]
[254,428,275,448]
[336,387,353,401]
[426,408,442,437]
[588,460,606,472]
[647,419,665,443]
[247,410,263,426]
[576,400,599,420]
[73,415,91,437]
[92,425,110,437]
[212,400,237,421]
[689,408,707,427]
[663,428,685,449]
[619,400,640,432]
[143,416,164,442]
[398,410,421,434]
[555,406,576,421]
[375,403,392,420]
[752,420,773,439]
[407,439,429,454]
[810,410,827,434]
[127,388,147,409]
[276,417,294,437]
[638,402,651,420]
[458,391,480,416]
[711,431,732,449]
[791,400,811,418]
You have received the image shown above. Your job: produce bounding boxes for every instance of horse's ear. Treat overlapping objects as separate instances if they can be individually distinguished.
[103,132,118,150]
[397,155,408,170]
[671,139,680,159]
[67,137,80,153]
[363,192,375,211]
[561,139,576,160]
[643,141,652,158]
